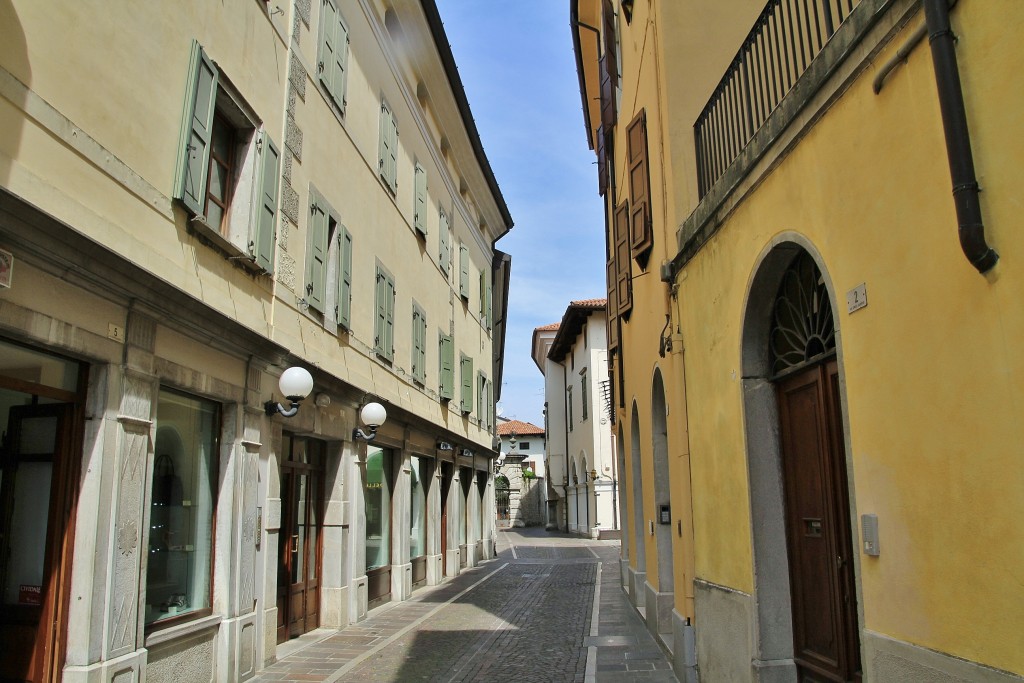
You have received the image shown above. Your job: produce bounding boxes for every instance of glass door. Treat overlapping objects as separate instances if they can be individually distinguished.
[364,447,392,605]
[276,435,324,643]
[0,340,83,683]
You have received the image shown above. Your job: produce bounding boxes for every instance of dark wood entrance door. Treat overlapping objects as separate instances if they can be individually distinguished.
[0,403,78,683]
[276,436,324,644]
[777,360,861,682]
[440,463,451,576]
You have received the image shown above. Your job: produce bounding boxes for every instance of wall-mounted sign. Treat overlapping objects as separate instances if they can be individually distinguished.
[846,283,867,313]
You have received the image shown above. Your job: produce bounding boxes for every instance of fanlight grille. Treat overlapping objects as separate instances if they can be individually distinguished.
[770,252,835,376]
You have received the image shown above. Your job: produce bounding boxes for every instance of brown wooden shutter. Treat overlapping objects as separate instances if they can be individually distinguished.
[605,199,619,349]
[599,0,618,131]
[606,255,619,349]
[614,201,632,316]
[596,126,608,196]
[627,109,652,261]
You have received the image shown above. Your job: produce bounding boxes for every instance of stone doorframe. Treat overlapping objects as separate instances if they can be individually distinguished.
[739,235,863,682]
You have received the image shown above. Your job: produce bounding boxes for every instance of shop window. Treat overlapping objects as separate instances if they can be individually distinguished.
[410,456,426,559]
[146,388,220,627]
[365,448,392,571]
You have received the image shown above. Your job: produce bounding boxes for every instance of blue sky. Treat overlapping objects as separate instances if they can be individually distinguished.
[434,1,606,427]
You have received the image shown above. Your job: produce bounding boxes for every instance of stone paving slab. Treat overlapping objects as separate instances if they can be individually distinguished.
[253,528,677,683]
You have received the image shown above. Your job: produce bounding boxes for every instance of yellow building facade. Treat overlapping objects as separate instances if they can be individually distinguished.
[574,0,1023,681]
[0,0,510,680]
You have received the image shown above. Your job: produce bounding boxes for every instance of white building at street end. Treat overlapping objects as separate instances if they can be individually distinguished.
[532,300,620,538]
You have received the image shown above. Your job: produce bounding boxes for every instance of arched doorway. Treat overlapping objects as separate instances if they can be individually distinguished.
[568,460,579,533]
[650,370,673,635]
[742,244,862,682]
[494,474,511,527]
[629,402,646,604]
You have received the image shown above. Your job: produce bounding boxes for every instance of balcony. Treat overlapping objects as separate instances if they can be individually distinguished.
[695,0,863,198]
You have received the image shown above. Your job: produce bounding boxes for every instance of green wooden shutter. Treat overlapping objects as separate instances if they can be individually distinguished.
[306,193,328,313]
[384,273,395,361]
[379,101,398,194]
[480,269,492,330]
[460,355,473,414]
[439,333,454,400]
[485,272,492,330]
[438,211,450,275]
[459,244,469,298]
[336,226,352,329]
[477,373,485,424]
[414,163,427,236]
[319,0,338,102]
[176,41,218,216]
[478,269,485,319]
[252,132,279,273]
[412,304,426,383]
[332,6,349,112]
[486,379,493,431]
[375,268,386,355]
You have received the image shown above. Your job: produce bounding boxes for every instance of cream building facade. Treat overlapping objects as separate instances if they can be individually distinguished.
[0,0,510,680]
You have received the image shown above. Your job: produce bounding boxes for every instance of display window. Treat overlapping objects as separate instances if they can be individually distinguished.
[145,388,220,626]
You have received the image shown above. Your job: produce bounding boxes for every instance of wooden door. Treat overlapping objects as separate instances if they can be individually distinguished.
[777,361,861,682]
[0,404,78,683]
[276,437,323,643]
[440,463,451,576]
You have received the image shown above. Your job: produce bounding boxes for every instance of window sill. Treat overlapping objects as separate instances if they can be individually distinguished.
[187,215,268,275]
[145,613,222,648]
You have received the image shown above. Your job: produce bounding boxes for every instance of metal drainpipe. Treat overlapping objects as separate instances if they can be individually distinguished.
[923,0,998,274]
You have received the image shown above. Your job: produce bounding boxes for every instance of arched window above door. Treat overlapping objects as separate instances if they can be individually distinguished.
[769,251,835,377]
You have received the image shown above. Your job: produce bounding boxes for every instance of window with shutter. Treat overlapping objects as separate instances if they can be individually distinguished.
[596,126,608,196]
[411,302,427,384]
[605,200,619,349]
[486,379,493,432]
[253,133,279,273]
[627,109,652,262]
[175,41,277,272]
[438,210,450,276]
[567,385,574,432]
[439,333,455,400]
[460,354,473,414]
[375,265,395,361]
[479,269,492,331]
[459,243,470,299]
[306,188,330,313]
[477,373,486,427]
[581,369,589,421]
[614,202,633,317]
[414,163,427,236]
[318,0,350,116]
[336,226,352,330]
[378,99,398,195]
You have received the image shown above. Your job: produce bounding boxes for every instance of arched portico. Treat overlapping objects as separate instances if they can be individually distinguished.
[646,369,674,638]
[628,402,646,608]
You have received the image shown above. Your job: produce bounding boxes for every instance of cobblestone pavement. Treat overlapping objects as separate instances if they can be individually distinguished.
[254,528,677,682]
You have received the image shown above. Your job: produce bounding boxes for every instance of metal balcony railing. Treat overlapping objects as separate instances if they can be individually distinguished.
[694,0,863,197]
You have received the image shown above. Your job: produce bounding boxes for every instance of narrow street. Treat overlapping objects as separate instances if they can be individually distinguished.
[255,529,677,683]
